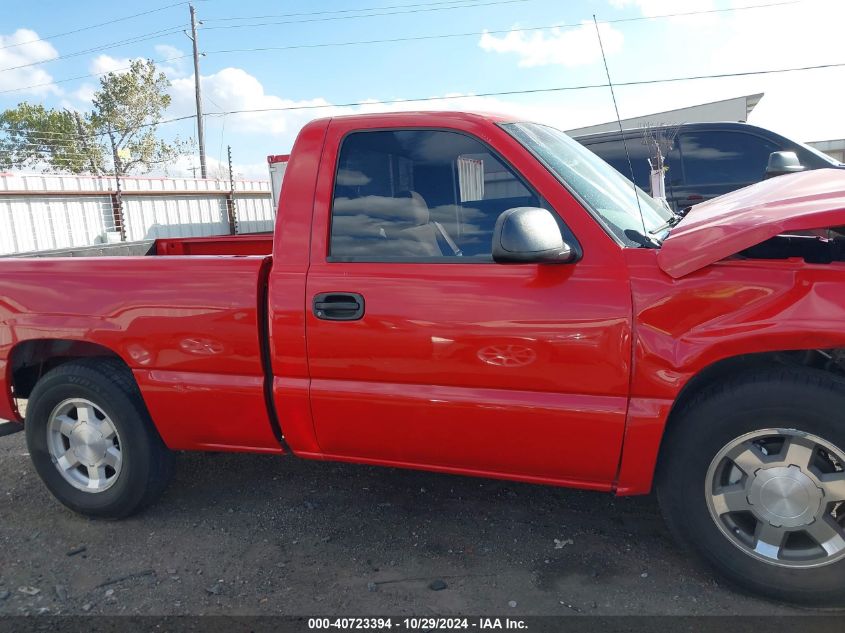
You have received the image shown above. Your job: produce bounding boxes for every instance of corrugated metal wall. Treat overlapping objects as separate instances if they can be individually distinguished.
[0,173,275,255]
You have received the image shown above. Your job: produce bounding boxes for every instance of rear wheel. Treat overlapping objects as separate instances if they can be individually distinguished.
[25,359,174,518]
[657,367,845,606]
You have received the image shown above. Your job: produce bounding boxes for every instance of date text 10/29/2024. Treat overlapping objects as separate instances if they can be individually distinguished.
[307,618,528,630]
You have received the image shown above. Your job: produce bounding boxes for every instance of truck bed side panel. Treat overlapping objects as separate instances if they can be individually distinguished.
[0,256,280,452]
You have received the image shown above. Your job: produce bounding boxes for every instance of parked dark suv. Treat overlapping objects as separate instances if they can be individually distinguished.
[574,122,844,211]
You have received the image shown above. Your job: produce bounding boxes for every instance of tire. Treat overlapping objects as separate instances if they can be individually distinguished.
[656,366,845,606]
[25,358,175,519]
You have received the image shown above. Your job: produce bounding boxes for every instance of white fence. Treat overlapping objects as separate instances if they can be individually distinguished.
[0,173,276,256]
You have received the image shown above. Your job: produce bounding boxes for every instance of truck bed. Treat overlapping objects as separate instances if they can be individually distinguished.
[154,234,273,256]
[3,234,274,259]
[0,254,279,452]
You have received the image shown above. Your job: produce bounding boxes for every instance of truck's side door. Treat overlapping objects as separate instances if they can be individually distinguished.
[304,118,633,488]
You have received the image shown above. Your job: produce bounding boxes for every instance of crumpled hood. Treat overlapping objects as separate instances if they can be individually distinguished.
[657,168,845,278]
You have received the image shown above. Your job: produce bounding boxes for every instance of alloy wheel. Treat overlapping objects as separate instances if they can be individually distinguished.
[706,428,845,568]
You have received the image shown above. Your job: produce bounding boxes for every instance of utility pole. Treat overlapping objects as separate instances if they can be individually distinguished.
[188,4,207,178]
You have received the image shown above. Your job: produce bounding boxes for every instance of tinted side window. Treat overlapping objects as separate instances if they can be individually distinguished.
[581,139,650,190]
[680,131,780,186]
[330,130,544,260]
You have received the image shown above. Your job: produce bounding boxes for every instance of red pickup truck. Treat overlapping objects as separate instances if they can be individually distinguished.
[2,112,845,605]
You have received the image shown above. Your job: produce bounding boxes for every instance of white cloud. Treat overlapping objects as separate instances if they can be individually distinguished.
[165,64,607,172]
[153,44,188,78]
[479,22,623,68]
[170,67,334,137]
[154,44,183,60]
[89,54,134,76]
[69,49,182,108]
[87,50,185,87]
[707,0,845,142]
[89,47,187,80]
[0,29,61,96]
[572,0,845,144]
[72,83,97,104]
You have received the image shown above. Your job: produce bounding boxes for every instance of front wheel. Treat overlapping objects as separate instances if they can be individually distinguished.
[657,368,845,606]
[25,359,175,519]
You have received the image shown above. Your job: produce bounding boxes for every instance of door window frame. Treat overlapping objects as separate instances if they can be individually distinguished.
[325,127,580,264]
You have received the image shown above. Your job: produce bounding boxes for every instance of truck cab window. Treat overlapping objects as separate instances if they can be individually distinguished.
[330,129,545,260]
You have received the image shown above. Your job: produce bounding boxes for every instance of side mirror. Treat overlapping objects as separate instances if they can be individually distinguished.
[766,151,805,179]
[492,207,576,264]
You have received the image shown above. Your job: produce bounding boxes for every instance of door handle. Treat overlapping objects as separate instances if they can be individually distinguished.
[313,292,365,321]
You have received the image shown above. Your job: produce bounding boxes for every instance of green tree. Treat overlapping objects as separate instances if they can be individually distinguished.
[0,104,105,174]
[92,59,188,176]
[0,59,188,176]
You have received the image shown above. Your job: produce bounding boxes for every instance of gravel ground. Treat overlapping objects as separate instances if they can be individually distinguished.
[0,428,809,617]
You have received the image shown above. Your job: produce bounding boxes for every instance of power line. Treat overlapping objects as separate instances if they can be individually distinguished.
[0,0,525,74]
[3,59,844,149]
[1,115,197,140]
[0,26,185,74]
[4,57,844,139]
[603,0,801,24]
[0,2,188,51]
[201,0,801,37]
[0,135,106,145]
[200,0,801,31]
[195,60,845,119]
[203,0,490,22]
[0,0,807,94]
[116,60,845,127]
[142,0,811,58]
[206,24,567,56]
[200,0,532,31]
[0,54,192,96]
[203,0,800,27]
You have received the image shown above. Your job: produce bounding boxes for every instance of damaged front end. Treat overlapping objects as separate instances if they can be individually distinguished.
[657,169,845,278]
[739,227,845,264]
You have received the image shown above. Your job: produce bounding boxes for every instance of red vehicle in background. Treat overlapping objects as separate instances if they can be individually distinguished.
[2,112,845,605]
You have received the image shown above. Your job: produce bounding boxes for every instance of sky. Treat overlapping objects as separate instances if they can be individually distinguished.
[2,0,844,179]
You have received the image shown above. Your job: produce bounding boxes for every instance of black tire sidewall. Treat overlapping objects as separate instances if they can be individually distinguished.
[25,366,154,518]
[658,370,845,606]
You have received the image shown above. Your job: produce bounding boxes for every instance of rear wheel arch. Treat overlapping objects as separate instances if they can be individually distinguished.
[24,358,174,518]
[9,339,127,401]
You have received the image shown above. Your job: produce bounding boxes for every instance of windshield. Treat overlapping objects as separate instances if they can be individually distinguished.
[503,122,673,245]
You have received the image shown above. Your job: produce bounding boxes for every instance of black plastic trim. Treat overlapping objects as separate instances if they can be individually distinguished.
[257,257,292,454]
